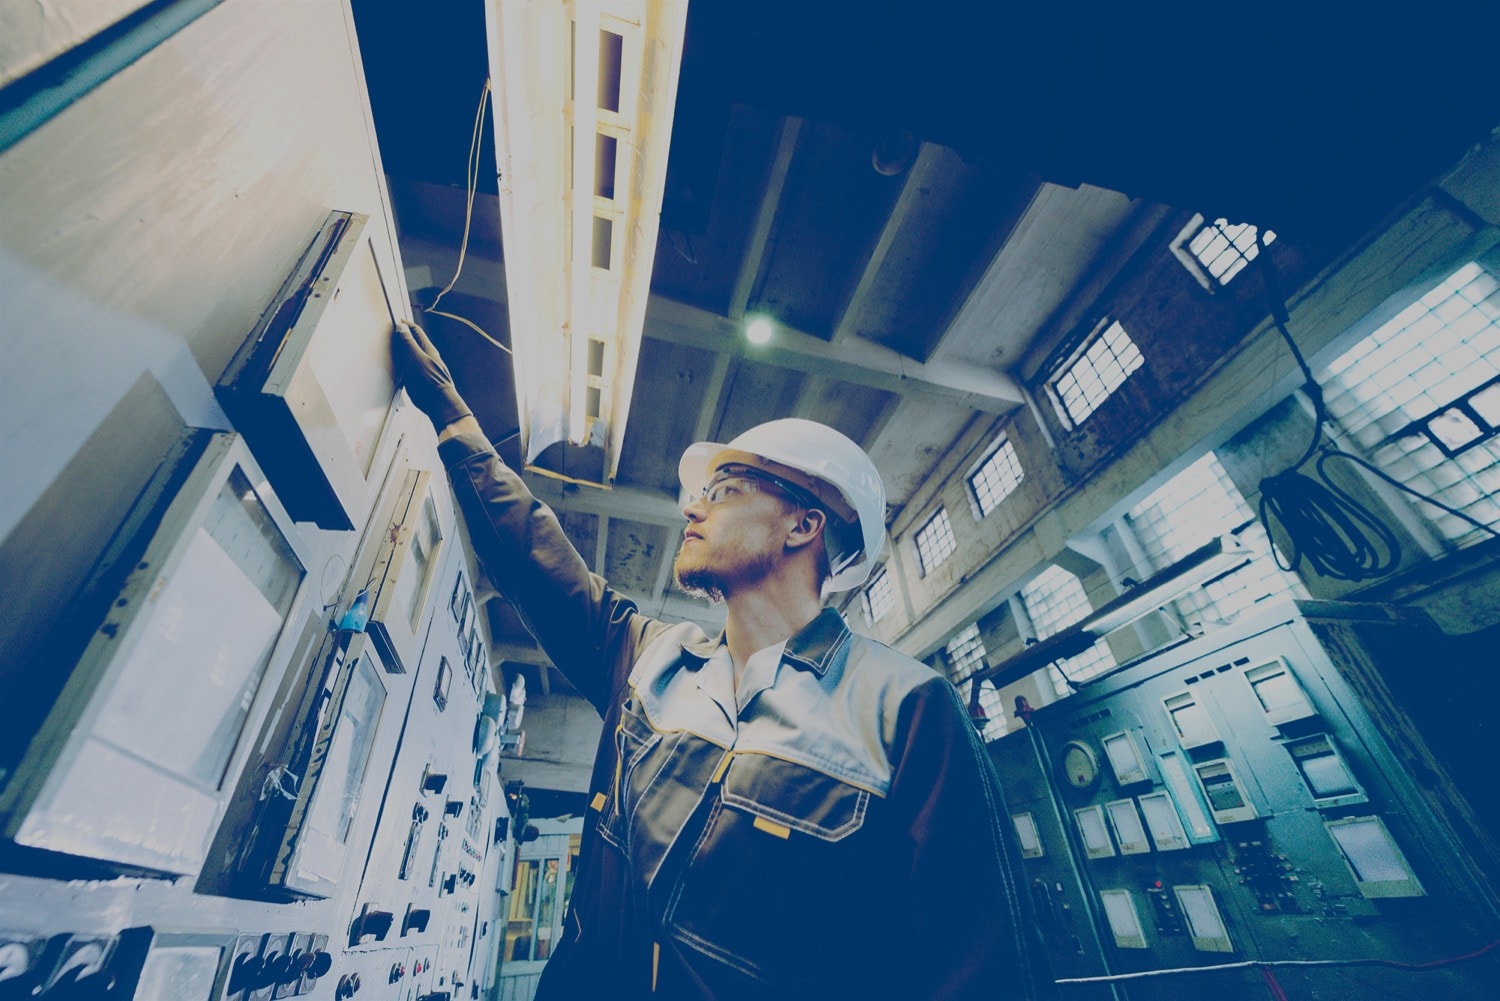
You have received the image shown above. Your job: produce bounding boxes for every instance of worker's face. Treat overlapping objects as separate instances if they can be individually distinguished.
[674,464,804,602]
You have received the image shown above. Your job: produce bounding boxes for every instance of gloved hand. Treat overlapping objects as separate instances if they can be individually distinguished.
[394,320,473,430]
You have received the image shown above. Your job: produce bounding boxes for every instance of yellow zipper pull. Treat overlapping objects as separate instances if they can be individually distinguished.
[710,750,733,785]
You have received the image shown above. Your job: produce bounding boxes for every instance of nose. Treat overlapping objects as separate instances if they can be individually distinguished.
[682,492,706,521]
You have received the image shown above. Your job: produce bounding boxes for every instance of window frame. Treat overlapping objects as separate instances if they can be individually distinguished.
[965,435,1025,519]
[861,563,896,624]
[1169,213,1275,291]
[1046,317,1145,429]
[913,506,958,576]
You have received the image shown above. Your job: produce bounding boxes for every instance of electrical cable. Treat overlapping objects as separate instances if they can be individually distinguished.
[1052,936,1500,984]
[1251,232,1499,583]
[1258,964,1290,1001]
[417,78,514,360]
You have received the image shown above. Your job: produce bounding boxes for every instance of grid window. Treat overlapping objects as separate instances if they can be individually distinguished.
[1188,219,1275,286]
[860,564,896,625]
[1052,320,1145,426]
[969,439,1025,517]
[1127,453,1307,628]
[944,624,1006,738]
[914,507,957,575]
[945,624,987,681]
[1020,564,1115,692]
[1322,261,1500,545]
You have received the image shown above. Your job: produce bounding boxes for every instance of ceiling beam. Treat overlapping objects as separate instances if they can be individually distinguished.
[828,142,946,346]
[647,297,1027,413]
[729,115,803,321]
[526,474,683,526]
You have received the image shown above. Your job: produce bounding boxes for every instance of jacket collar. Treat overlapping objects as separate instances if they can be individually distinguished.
[680,607,850,678]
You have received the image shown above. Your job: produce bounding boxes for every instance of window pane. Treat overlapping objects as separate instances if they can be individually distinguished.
[505,859,541,961]
[1021,565,1116,686]
[1127,453,1306,629]
[534,857,561,960]
[970,439,1025,516]
[1322,261,1500,545]
[1053,320,1144,425]
[915,508,957,575]
[1186,219,1274,285]
[862,565,895,623]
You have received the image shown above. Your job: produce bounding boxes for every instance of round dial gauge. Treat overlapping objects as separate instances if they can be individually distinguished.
[1059,740,1100,790]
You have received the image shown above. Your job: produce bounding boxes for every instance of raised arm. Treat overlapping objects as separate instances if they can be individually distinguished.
[393,322,659,712]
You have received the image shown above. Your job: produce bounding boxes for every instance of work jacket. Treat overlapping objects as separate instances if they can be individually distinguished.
[440,433,1056,1000]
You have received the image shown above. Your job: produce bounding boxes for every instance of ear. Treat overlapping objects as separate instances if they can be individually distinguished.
[783,507,826,554]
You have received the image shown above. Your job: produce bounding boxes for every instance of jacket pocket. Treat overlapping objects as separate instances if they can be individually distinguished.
[664,754,870,987]
[596,698,662,850]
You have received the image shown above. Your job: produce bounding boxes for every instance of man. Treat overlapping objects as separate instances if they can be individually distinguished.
[396,322,1055,1000]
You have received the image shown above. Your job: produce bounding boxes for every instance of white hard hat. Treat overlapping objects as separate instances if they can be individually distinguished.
[678,418,887,592]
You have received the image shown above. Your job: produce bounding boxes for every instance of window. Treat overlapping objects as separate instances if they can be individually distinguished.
[1020,565,1116,692]
[1100,889,1149,949]
[1051,319,1144,426]
[1106,799,1150,855]
[1127,453,1307,628]
[1193,758,1257,824]
[1171,214,1276,289]
[1325,816,1425,898]
[1287,734,1366,807]
[861,564,896,624]
[914,507,957,575]
[1075,805,1116,859]
[945,624,986,680]
[943,625,1006,739]
[1013,813,1044,859]
[1321,261,1500,545]
[1244,657,1316,724]
[1173,884,1234,952]
[968,438,1025,517]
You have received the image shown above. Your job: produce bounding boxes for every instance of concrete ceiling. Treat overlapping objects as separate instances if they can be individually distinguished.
[351,0,1500,666]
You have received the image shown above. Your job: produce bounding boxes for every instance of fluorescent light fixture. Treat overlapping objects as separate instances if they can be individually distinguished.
[484,0,689,487]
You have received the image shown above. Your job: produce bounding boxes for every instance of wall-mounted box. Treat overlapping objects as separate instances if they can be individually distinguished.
[1243,656,1317,725]
[1100,730,1150,786]
[1012,812,1044,859]
[1074,804,1116,859]
[0,432,312,876]
[1287,733,1368,808]
[360,465,450,674]
[1193,757,1258,825]
[1163,689,1221,749]
[1105,798,1151,855]
[265,633,389,898]
[1099,889,1148,949]
[216,210,399,531]
[1326,815,1426,899]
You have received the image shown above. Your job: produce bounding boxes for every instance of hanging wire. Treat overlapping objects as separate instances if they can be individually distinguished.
[1252,232,1498,582]
[419,78,510,356]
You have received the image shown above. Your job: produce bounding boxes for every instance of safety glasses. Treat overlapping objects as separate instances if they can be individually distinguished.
[700,465,822,510]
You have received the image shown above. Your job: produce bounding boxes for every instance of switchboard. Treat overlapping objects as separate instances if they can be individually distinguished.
[990,601,1500,1001]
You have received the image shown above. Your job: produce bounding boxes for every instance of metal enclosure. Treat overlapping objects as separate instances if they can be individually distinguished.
[216,211,399,532]
[990,601,1500,1001]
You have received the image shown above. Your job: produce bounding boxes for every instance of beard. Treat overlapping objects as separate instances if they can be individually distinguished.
[673,541,778,603]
